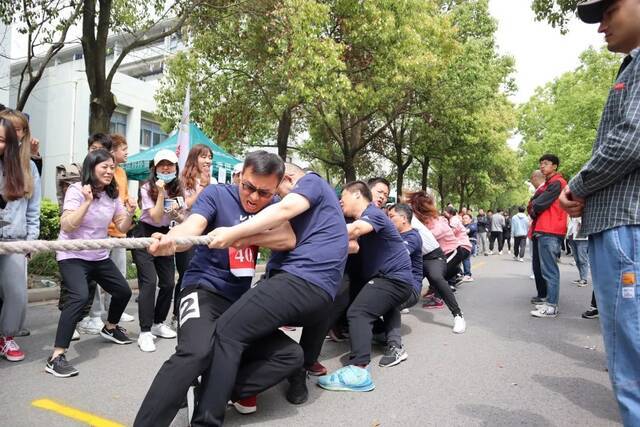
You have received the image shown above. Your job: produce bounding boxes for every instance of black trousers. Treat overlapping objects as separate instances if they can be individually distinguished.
[489,231,504,252]
[531,236,547,299]
[514,236,527,258]
[346,276,411,366]
[55,258,131,348]
[502,233,511,251]
[134,286,302,427]
[191,271,332,426]
[423,255,462,317]
[445,246,470,281]
[173,249,194,318]
[132,248,176,332]
[58,278,98,318]
[384,289,419,347]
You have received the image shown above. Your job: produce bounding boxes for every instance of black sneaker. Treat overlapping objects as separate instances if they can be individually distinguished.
[582,308,599,319]
[45,354,79,378]
[379,345,408,368]
[100,325,133,345]
[530,296,546,304]
[286,368,308,405]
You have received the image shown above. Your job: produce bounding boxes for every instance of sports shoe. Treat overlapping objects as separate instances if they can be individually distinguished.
[400,308,410,314]
[233,396,257,414]
[15,328,30,337]
[531,305,558,318]
[317,365,375,392]
[45,353,78,378]
[100,325,133,344]
[461,276,474,283]
[286,368,309,404]
[575,280,588,287]
[423,297,444,309]
[529,274,535,280]
[0,337,25,362]
[530,296,546,304]
[379,345,408,367]
[307,361,328,376]
[150,323,177,339]
[137,332,156,352]
[119,312,135,323]
[498,251,503,255]
[487,251,493,255]
[71,329,80,341]
[535,303,548,311]
[453,315,466,334]
[582,307,599,319]
[518,258,525,263]
[77,316,103,334]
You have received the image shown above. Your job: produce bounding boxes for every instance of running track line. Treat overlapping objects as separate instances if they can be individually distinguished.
[32,399,124,427]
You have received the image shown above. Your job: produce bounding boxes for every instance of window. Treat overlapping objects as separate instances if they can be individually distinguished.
[140,119,168,150]
[110,111,127,135]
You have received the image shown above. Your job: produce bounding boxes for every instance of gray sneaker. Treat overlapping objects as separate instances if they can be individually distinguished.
[379,345,408,368]
[46,354,79,378]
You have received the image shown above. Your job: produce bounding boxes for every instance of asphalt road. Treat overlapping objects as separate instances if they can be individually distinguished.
[1,253,621,426]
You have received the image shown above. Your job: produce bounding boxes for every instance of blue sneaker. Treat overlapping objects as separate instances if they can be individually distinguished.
[317,365,375,392]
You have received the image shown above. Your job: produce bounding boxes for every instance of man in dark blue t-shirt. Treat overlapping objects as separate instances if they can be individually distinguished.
[317,181,413,393]
[378,203,424,368]
[189,163,349,426]
[135,151,299,427]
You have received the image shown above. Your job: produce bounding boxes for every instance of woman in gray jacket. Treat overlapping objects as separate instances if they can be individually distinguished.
[0,117,41,362]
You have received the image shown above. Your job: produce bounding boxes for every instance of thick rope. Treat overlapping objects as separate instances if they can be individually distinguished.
[0,236,214,255]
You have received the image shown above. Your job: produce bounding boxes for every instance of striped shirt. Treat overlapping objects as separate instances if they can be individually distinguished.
[569,48,640,236]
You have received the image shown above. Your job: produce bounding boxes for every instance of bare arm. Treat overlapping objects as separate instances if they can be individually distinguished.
[233,222,297,251]
[60,200,92,233]
[347,220,374,240]
[148,214,209,256]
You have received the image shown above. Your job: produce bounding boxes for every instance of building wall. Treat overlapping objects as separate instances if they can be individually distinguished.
[10,56,161,200]
[0,23,10,106]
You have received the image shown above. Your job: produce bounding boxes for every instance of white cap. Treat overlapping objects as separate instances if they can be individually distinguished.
[153,149,178,166]
[232,163,243,175]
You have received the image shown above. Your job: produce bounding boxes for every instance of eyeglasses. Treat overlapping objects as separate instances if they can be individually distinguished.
[241,181,275,199]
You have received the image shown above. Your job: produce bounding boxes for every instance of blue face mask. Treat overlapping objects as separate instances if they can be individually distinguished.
[157,172,176,183]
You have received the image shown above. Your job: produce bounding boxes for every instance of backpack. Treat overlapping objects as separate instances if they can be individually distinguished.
[55,163,82,209]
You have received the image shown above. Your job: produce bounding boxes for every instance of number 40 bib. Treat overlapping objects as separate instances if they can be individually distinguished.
[228,246,259,277]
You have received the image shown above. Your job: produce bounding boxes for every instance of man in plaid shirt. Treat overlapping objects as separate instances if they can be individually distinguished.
[562,1,640,425]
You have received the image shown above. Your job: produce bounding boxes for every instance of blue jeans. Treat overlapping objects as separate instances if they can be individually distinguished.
[589,225,640,426]
[537,234,562,306]
[463,241,476,276]
[569,239,589,281]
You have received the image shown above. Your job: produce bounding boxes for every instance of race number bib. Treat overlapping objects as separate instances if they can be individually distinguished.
[229,246,258,277]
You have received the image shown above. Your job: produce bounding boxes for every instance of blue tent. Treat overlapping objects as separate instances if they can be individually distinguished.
[123,123,241,182]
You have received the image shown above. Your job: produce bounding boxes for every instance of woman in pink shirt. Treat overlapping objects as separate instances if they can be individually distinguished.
[47,149,135,378]
[443,206,472,283]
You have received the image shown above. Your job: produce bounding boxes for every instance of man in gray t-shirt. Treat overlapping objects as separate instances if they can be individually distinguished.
[489,210,506,254]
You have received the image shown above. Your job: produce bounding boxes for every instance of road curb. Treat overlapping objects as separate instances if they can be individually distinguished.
[27,264,267,303]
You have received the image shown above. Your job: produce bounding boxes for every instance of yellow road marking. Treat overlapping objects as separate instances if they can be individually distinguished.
[32,399,124,427]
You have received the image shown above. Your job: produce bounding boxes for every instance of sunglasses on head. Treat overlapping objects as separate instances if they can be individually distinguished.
[241,180,275,199]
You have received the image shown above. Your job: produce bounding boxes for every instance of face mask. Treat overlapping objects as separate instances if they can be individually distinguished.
[157,172,176,183]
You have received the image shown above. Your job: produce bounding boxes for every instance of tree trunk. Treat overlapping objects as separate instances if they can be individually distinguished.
[343,154,357,182]
[276,107,292,161]
[437,173,445,208]
[459,179,466,211]
[89,92,117,134]
[421,155,430,190]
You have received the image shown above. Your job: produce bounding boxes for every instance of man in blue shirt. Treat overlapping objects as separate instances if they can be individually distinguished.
[318,181,412,392]
[189,163,349,426]
[134,151,298,426]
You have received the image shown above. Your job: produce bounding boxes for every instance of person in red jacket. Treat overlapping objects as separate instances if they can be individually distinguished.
[528,154,568,318]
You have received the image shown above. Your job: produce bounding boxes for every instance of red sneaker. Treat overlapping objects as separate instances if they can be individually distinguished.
[233,396,257,414]
[307,361,328,376]
[0,337,25,362]
[423,297,444,309]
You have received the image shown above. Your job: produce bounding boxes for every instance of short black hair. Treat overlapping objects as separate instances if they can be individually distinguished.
[390,203,413,223]
[243,150,285,181]
[82,149,118,199]
[445,206,457,216]
[343,180,372,202]
[88,133,113,151]
[539,153,560,167]
[367,177,390,190]
[0,104,5,112]
[518,206,525,213]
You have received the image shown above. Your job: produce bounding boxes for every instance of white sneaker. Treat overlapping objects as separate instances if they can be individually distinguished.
[71,329,80,341]
[400,308,410,314]
[519,258,525,263]
[498,251,503,255]
[531,305,558,318]
[453,315,466,334]
[137,332,156,352]
[508,250,511,254]
[529,274,535,280]
[535,303,547,310]
[151,323,177,339]
[78,316,104,334]
[462,276,474,282]
[119,312,135,323]
[487,251,493,255]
